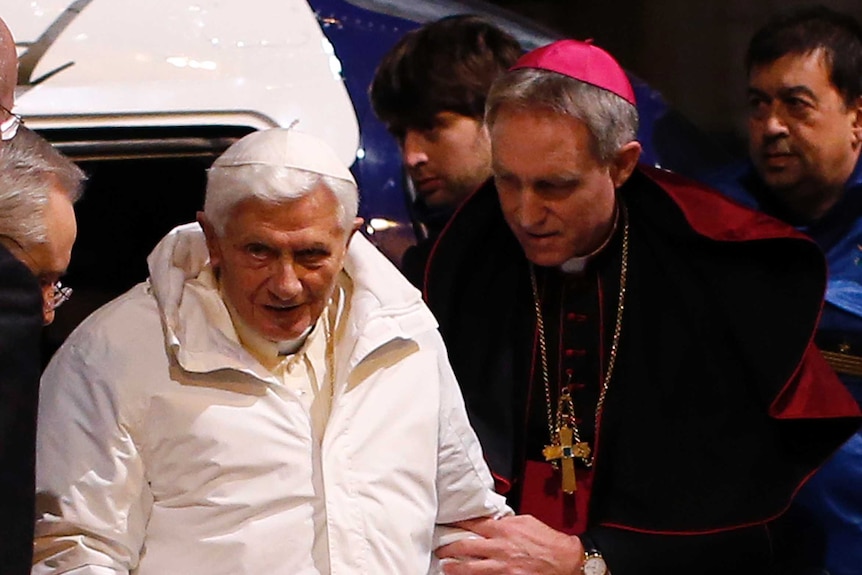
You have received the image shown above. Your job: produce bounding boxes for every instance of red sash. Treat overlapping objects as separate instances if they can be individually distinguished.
[518,460,593,535]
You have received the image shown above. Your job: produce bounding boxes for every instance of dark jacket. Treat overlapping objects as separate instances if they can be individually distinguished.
[0,243,43,573]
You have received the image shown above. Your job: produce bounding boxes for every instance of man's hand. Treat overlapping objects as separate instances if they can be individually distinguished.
[436,515,584,575]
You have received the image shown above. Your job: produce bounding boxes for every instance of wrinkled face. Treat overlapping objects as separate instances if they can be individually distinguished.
[491,106,622,267]
[748,51,862,217]
[202,184,360,342]
[4,183,78,325]
[400,111,492,211]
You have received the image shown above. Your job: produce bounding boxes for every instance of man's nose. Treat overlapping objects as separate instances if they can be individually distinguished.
[402,130,429,168]
[517,189,546,229]
[270,261,303,299]
[762,107,790,137]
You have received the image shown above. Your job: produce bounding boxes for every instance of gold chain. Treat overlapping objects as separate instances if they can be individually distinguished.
[324,292,339,400]
[529,204,629,468]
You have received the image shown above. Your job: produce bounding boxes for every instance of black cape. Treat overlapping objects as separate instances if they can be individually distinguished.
[0,243,43,573]
[425,167,860,537]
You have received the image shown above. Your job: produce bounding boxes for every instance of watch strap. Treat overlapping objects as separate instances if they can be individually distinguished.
[580,535,610,575]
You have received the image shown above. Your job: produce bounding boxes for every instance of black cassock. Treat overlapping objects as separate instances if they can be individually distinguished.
[424,167,862,574]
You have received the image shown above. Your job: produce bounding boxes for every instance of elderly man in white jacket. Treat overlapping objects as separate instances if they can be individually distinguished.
[33,128,509,575]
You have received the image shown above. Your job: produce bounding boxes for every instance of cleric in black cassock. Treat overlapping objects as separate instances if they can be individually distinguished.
[430,39,862,575]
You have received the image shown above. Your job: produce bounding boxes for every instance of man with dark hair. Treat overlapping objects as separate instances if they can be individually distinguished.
[427,38,861,574]
[710,6,862,574]
[369,15,521,284]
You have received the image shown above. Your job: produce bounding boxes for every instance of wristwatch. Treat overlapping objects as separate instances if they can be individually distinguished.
[581,537,610,575]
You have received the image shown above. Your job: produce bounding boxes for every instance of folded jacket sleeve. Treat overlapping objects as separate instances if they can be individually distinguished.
[430,329,512,526]
[33,336,153,574]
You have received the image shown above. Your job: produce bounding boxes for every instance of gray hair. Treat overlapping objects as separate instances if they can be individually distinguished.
[486,68,639,164]
[0,126,86,244]
[204,164,358,237]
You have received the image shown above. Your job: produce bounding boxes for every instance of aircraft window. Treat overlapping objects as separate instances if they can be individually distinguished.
[40,125,254,363]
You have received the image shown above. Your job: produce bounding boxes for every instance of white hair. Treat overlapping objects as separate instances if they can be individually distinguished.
[204,163,358,236]
[0,127,86,244]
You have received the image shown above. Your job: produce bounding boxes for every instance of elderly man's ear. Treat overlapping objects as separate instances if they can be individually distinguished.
[610,141,642,189]
[348,217,364,243]
[196,211,223,269]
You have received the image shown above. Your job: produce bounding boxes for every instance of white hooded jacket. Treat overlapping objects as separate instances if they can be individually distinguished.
[34,224,508,575]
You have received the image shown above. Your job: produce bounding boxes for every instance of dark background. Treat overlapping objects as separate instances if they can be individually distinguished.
[484,0,862,157]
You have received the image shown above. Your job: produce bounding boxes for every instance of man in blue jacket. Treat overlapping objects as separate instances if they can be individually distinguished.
[710,7,862,574]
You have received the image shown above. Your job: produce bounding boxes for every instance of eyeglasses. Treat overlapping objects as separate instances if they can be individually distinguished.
[49,281,73,311]
[0,234,72,311]
[0,103,22,141]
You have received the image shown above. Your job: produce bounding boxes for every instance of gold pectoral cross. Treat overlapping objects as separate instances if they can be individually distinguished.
[543,426,591,494]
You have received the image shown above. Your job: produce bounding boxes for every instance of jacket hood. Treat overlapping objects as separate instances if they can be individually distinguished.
[340,230,438,370]
[146,223,437,377]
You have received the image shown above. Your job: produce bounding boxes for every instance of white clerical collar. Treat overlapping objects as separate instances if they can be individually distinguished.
[559,202,620,275]
[277,327,314,356]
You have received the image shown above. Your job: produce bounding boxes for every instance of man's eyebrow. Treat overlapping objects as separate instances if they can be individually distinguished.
[747,86,770,98]
[541,173,581,185]
[297,243,332,253]
[778,85,818,100]
[747,84,818,102]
